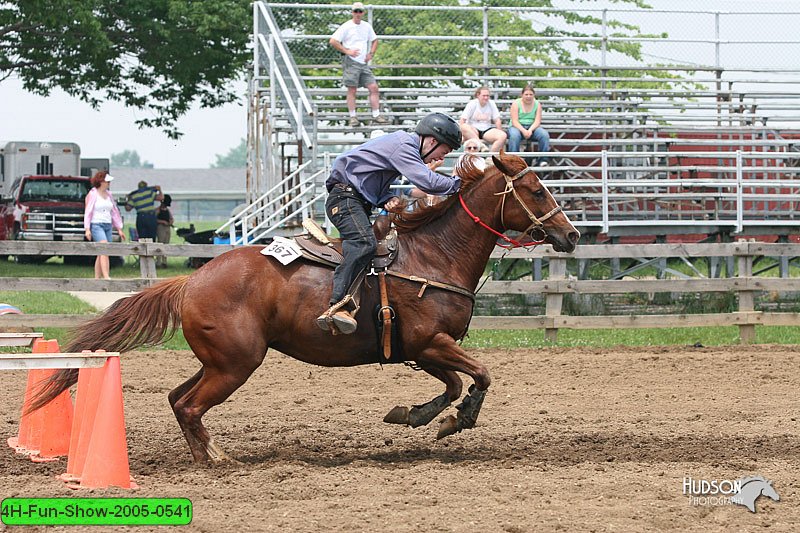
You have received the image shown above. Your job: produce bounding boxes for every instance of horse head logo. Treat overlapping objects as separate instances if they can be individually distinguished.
[730,476,780,513]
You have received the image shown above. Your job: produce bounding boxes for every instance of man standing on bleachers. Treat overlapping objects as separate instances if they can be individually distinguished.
[125,180,163,241]
[329,2,391,128]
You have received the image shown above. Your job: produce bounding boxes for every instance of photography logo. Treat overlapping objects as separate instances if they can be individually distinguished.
[683,475,780,513]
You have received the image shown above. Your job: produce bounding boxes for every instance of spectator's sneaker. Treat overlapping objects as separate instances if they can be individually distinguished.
[372,114,391,125]
[539,160,550,167]
[348,117,361,128]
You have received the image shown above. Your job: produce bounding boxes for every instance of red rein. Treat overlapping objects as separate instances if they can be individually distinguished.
[458,194,546,250]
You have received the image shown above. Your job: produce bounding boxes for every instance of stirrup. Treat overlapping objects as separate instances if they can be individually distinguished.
[316,295,358,334]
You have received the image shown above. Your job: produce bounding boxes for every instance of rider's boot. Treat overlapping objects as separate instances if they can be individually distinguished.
[330,309,357,334]
[315,295,358,334]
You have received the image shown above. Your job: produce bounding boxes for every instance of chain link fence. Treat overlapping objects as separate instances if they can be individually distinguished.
[269,3,800,90]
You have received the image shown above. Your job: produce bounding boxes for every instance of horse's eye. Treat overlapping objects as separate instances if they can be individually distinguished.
[533,189,545,198]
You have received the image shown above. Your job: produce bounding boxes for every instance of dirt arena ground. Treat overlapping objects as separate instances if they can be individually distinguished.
[1,345,799,532]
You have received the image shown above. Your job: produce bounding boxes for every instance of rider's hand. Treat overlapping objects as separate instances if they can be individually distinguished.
[427,159,444,171]
[384,196,403,211]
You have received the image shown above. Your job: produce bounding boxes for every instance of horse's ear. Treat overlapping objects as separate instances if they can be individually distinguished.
[492,150,520,176]
[491,152,505,173]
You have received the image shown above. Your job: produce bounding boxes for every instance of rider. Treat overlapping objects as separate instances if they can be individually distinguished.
[317,112,463,334]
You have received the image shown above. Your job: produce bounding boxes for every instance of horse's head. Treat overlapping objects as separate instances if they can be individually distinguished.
[489,151,580,253]
[760,480,780,502]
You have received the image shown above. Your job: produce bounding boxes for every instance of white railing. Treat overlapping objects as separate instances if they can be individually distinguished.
[254,2,314,149]
[250,3,800,237]
[217,160,327,245]
[242,2,320,239]
[220,148,800,245]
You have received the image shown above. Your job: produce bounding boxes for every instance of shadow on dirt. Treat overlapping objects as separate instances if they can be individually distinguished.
[216,432,800,470]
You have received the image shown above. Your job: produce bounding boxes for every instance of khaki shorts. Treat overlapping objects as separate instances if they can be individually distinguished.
[342,55,376,88]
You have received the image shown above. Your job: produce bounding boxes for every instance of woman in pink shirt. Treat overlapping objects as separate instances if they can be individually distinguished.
[84,170,125,279]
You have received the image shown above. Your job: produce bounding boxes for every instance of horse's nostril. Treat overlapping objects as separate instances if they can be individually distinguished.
[568,231,580,244]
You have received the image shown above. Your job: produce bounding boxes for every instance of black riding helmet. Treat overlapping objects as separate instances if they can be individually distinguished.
[415,113,462,150]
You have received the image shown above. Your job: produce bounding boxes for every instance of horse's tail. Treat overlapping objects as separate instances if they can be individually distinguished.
[27,275,190,413]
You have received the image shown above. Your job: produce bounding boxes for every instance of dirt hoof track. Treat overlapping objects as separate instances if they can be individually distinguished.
[2,345,798,532]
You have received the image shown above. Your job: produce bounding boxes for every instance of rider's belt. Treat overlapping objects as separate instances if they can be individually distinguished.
[328,182,371,206]
[328,182,356,193]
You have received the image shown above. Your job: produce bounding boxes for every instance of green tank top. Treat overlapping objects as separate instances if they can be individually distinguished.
[513,98,539,126]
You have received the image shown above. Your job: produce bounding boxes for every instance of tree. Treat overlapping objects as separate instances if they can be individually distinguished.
[211,139,246,168]
[0,0,249,138]
[111,150,153,168]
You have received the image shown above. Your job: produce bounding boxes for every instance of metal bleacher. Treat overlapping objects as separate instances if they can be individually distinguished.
[226,2,800,246]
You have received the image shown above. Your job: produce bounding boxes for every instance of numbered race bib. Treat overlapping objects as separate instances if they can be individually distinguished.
[261,236,303,265]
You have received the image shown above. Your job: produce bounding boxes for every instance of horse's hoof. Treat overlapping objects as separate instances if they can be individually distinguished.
[436,415,459,439]
[383,405,410,425]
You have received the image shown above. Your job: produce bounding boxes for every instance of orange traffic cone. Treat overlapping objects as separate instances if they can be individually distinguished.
[72,356,136,489]
[32,371,75,462]
[7,369,45,453]
[58,361,105,482]
[8,339,66,458]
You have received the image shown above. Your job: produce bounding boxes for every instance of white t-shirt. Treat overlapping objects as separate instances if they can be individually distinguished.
[331,20,377,64]
[92,193,113,224]
[461,99,500,131]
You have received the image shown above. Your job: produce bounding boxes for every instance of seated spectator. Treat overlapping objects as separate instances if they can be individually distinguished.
[507,84,551,166]
[455,138,488,169]
[463,138,488,154]
[459,86,507,153]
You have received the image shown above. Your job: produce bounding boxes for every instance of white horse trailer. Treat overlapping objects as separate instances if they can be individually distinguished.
[0,141,81,197]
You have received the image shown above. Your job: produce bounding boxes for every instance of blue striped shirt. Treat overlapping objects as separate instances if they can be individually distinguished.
[127,186,159,213]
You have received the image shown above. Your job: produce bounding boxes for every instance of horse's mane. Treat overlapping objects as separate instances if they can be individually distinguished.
[393,154,488,233]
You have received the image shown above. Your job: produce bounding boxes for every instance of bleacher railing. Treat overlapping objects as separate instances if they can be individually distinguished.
[388,148,800,236]
[218,160,328,245]
[244,3,800,242]
[243,2,320,241]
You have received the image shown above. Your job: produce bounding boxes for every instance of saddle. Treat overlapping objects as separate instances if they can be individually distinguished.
[292,219,399,270]
[295,219,402,363]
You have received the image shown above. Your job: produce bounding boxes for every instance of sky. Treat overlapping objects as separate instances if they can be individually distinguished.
[2,0,798,169]
[1,77,247,169]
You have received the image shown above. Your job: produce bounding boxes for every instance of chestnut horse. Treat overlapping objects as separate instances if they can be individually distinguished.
[32,152,579,463]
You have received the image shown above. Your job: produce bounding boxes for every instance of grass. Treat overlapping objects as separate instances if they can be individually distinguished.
[462,326,800,348]
[0,291,190,351]
[0,288,797,351]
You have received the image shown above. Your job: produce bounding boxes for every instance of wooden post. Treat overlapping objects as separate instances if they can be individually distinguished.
[655,235,667,278]
[533,258,542,281]
[544,257,566,343]
[609,236,620,278]
[737,252,755,344]
[578,258,589,280]
[777,235,789,278]
[138,239,157,279]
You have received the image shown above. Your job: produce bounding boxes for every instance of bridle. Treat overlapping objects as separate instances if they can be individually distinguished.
[458,166,562,249]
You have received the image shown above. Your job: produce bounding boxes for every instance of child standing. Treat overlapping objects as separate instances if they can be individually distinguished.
[155,194,174,267]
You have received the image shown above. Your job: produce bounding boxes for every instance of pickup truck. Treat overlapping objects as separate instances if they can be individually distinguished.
[0,175,121,264]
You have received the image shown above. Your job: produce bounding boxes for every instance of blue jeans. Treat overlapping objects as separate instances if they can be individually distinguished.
[90,222,113,242]
[507,125,550,162]
[326,184,377,306]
